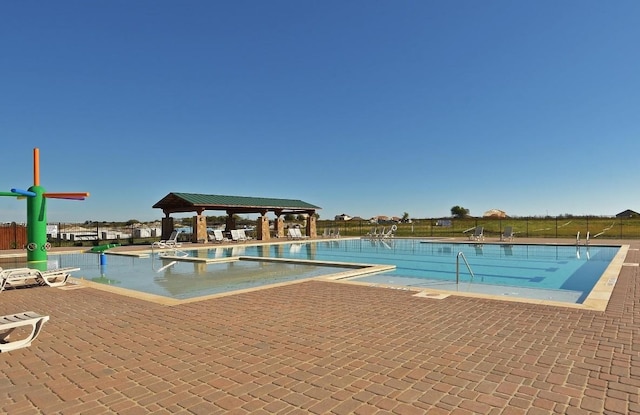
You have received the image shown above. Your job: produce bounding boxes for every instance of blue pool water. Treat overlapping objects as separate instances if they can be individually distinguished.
[42,239,620,303]
[234,240,619,302]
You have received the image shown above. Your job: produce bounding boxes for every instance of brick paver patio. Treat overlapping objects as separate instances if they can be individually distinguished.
[0,240,638,414]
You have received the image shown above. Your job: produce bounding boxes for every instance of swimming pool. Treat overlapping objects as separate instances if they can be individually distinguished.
[222,239,621,304]
[39,239,622,305]
[41,251,368,301]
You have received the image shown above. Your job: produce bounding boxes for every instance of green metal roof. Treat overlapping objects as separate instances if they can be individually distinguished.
[152,192,321,214]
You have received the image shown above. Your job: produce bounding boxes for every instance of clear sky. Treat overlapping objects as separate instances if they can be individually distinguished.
[2,1,639,223]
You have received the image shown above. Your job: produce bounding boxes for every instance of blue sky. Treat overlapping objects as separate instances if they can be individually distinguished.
[2,1,639,223]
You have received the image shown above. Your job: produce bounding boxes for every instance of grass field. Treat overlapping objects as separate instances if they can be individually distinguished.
[319,217,640,240]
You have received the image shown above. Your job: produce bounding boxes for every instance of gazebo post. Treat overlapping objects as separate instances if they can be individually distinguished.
[257,210,270,241]
[193,208,207,243]
[225,211,236,234]
[306,211,317,238]
[274,210,285,238]
[161,213,174,240]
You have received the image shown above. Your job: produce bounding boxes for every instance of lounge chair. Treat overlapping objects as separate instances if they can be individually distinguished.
[0,267,80,290]
[230,229,246,242]
[287,228,299,240]
[237,229,252,241]
[380,225,397,239]
[500,226,514,242]
[0,311,50,352]
[468,226,484,241]
[322,228,331,238]
[210,229,228,243]
[36,267,80,287]
[0,268,41,291]
[292,228,308,239]
[152,230,181,248]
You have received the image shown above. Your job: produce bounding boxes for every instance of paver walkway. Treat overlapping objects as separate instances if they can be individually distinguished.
[0,240,638,414]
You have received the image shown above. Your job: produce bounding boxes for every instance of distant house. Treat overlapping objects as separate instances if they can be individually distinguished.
[616,209,640,218]
[483,209,507,218]
[335,214,352,221]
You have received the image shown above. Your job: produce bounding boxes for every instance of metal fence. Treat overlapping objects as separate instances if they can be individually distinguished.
[2,216,639,251]
[318,217,640,240]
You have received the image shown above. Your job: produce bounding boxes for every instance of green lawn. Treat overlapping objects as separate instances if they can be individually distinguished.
[320,217,640,240]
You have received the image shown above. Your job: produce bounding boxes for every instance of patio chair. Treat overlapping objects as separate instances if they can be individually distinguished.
[293,228,308,239]
[230,229,246,242]
[380,225,397,239]
[468,226,484,241]
[0,267,80,291]
[0,268,42,291]
[210,229,228,243]
[152,230,181,248]
[0,311,50,352]
[237,229,253,241]
[36,267,80,287]
[500,226,514,242]
[287,228,299,240]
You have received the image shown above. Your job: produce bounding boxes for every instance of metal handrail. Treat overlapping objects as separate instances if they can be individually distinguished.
[456,251,475,284]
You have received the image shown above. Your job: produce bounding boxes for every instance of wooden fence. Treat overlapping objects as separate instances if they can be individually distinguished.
[0,223,27,250]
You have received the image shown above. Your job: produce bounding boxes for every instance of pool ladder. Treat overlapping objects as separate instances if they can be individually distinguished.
[456,252,475,284]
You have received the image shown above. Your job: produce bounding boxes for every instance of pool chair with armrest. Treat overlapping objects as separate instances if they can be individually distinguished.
[237,229,253,241]
[287,228,299,240]
[0,267,80,291]
[293,228,309,239]
[0,268,42,291]
[209,229,228,243]
[0,311,50,352]
[364,228,376,239]
[468,226,484,241]
[230,229,246,242]
[152,230,182,248]
[35,267,81,287]
[380,224,397,239]
[500,226,514,242]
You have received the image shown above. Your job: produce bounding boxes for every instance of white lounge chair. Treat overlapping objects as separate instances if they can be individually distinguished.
[380,224,397,239]
[0,268,41,291]
[293,228,308,239]
[230,229,246,242]
[36,267,80,287]
[287,228,299,240]
[364,228,378,239]
[0,312,50,352]
[237,229,252,241]
[0,267,80,290]
[152,230,182,248]
[468,226,484,241]
[500,226,514,242]
[209,229,227,243]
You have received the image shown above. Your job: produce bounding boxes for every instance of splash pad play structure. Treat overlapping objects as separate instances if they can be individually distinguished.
[1,148,89,263]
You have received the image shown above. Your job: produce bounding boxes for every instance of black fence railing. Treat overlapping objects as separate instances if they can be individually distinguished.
[2,216,636,250]
[317,217,640,240]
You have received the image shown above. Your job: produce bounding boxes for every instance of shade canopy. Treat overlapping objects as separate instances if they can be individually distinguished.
[152,192,321,217]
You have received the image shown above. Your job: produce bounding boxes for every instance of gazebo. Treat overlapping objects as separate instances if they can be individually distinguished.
[152,192,321,242]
